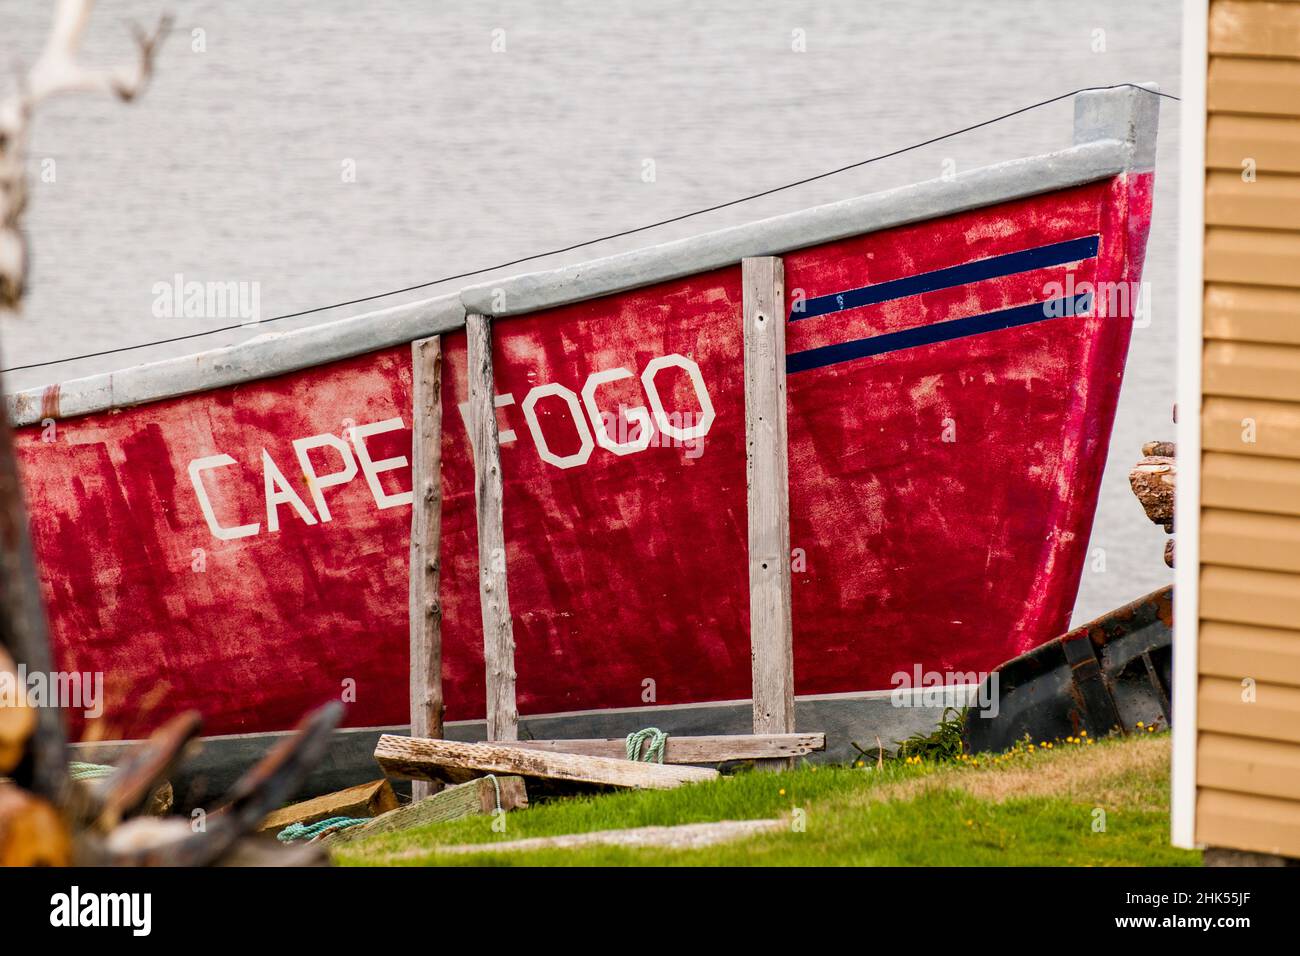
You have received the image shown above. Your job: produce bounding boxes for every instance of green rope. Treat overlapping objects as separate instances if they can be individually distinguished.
[276,816,369,843]
[483,773,502,814]
[69,761,116,782]
[625,727,668,764]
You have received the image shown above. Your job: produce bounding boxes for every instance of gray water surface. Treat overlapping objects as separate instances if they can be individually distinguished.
[1,0,1181,627]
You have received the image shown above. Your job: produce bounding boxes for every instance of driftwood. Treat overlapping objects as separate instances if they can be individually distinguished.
[258,779,397,833]
[330,776,528,844]
[375,735,719,790]
[509,733,825,764]
[1,0,171,306]
[1,0,171,307]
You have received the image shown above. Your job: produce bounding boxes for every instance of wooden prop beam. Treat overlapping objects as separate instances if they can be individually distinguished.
[374,735,718,790]
[84,709,200,831]
[742,257,796,748]
[330,776,528,844]
[257,778,398,833]
[409,335,445,800]
[508,732,825,764]
[466,313,518,742]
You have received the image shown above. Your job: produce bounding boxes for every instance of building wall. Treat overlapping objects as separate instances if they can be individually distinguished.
[1196,0,1300,856]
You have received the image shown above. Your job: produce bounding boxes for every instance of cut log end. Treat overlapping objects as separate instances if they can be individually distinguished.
[0,703,36,775]
[0,649,36,775]
[1130,443,1176,568]
[257,778,398,833]
[1129,454,1176,528]
[0,785,72,866]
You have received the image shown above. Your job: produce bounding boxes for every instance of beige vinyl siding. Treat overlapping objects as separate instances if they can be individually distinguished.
[1199,733,1300,800]
[1203,396,1300,457]
[1205,228,1300,286]
[1208,115,1300,173]
[1209,56,1300,115]
[1201,621,1300,684]
[1201,565,1300,629]
[1197,789,1300,856]
[1202,452,1300,515]
[1198,0,1300,856]
[1204,285,1300,345]
[1209,2,1300,59]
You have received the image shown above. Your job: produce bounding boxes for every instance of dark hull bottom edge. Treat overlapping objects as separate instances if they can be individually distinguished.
[69,687,976,809]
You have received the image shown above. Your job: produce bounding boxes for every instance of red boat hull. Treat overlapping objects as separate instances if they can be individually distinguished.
[14,172,1153,741]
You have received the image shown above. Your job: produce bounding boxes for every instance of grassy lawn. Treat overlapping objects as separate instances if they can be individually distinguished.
[333,732,1201,867]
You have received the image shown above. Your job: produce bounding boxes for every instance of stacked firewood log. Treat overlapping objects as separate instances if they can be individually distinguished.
[1129,440,1176,567]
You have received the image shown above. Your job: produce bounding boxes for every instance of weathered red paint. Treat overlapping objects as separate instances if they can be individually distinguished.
[14,173,1153,740]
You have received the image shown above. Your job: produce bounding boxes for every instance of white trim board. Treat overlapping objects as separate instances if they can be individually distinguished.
[459,141,1128,317]
[1170,0,1207,852]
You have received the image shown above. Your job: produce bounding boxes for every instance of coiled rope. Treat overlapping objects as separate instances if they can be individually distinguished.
[277,773,507,842]
[625,727,669,763]
[276,816,369,842]
[68,762,116,782]
[484,773,502,813]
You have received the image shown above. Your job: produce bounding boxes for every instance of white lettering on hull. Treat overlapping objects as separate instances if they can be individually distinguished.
[186,353,715,539]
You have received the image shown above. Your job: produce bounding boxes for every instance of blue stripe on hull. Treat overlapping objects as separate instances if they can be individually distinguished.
[790,234,1100,322]
[786,292,1094,374]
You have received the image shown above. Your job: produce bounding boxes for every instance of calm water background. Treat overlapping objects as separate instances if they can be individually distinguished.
[1,0,1181,628]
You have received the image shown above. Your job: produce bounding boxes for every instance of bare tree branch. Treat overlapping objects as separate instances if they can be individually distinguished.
[23,0,172,108]
[0,0,171,309]
[0,0,170,815]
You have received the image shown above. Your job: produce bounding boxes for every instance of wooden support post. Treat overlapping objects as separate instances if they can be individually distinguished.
[409,336,445,800]
[466,313,519,742]
[742,257,795,761]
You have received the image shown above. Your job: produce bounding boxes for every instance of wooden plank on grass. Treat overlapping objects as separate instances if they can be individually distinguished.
[742,257,795,744]
[409,335,444,802]
[509,733,825,764]
[435,819,783,855]
[330,776,528,844]
[466,313,518,742]
[257,779,398,833]
[374,735,718,790]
